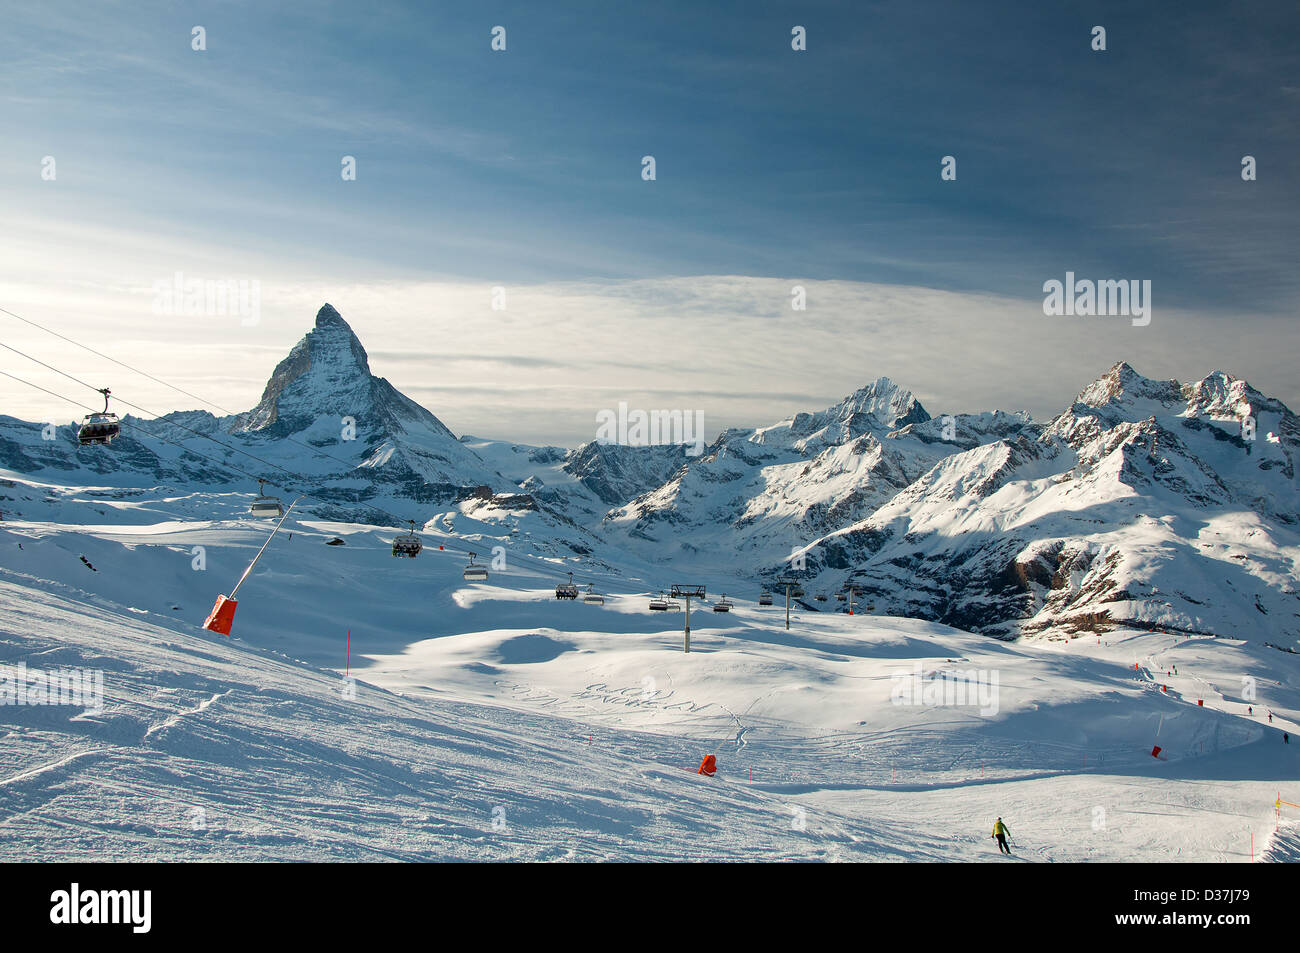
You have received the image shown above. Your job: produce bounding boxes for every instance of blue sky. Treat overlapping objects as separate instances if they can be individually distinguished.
[2,1,1297,442]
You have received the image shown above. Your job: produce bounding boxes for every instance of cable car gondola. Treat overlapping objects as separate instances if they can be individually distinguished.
[77,388,121,446]
[713,594,733,613]
[249,479,285,519]
[555,571,579,600]
[392,520,423,558]
[583,584,604,605]
[463,551,488,580]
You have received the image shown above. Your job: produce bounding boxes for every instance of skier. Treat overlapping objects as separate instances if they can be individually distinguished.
[697,754,717,777]
[1285,733,1290,745]
[1248,706,1254,716]
[1269,712,1274,724]
[992,817,1012,855]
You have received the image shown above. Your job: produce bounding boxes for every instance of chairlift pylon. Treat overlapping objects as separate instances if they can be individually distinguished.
[77,388,121,446]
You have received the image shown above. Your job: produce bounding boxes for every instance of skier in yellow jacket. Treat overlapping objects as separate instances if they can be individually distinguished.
[993,817,1012,854]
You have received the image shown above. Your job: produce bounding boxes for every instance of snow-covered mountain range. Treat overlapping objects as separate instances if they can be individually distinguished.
[789,363,1299,641]
[2,304,1295,644]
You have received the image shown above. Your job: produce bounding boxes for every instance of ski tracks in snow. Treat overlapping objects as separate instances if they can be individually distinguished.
[144,689,233,740]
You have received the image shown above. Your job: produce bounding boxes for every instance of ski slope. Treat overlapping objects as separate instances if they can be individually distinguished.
[2,487,1297,861]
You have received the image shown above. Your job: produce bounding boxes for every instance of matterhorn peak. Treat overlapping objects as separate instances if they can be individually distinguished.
[218,303,506,488]
[307,303,371,370]
[230,304,379,433]
[315,302,346,328]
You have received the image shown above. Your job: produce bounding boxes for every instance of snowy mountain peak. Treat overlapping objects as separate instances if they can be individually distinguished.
[833,377,930,430]
[306,303,373,378]
[232,305,380,434]
[211,304,516,496]
[1075,361,1182,411]
[754,377,930,452]
[310,303,373,368]
[315,301,348,330]
[1181,370,1280,419]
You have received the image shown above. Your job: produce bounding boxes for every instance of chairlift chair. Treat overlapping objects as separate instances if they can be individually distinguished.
[392,520,423,557]
[463,551,488,580]
[249,479,285,519]
[816,592,828,602]
[649,591,669,611]
[712,593,733,613]
[77,388,121,446]
[758,592,773,606]
[555,571,579,600]
[583,583,604,605]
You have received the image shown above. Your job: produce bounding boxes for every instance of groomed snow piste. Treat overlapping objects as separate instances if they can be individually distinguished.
[1,502,1297,862]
